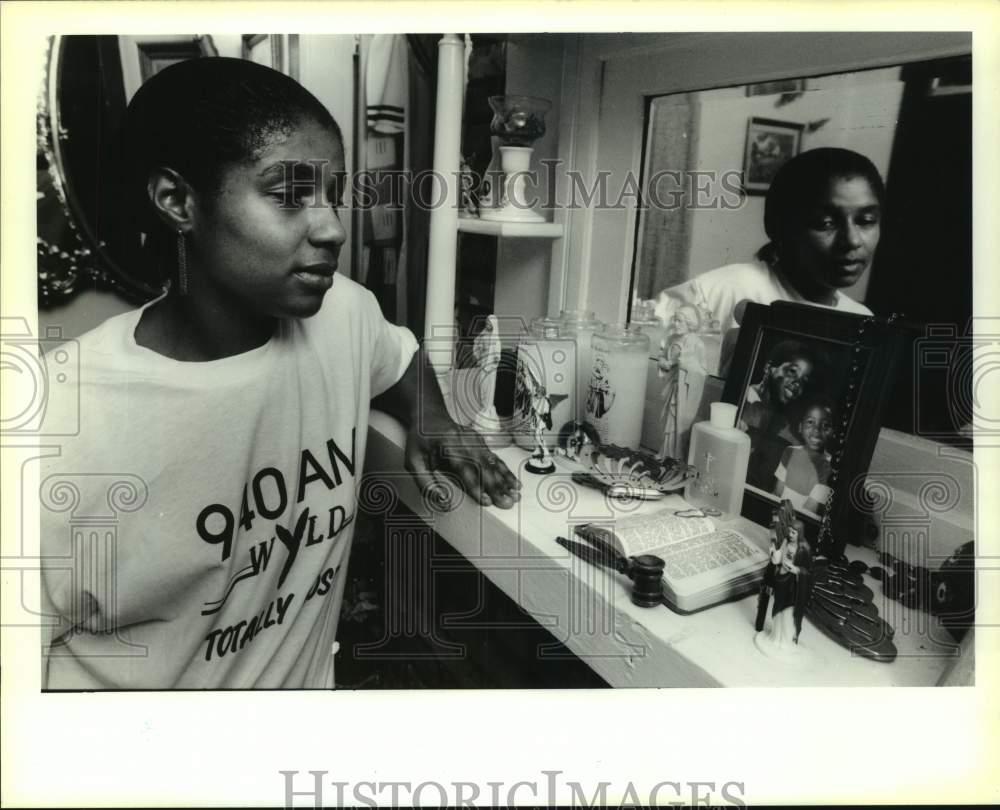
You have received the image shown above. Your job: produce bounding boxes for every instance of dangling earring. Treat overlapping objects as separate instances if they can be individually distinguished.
[176,230,189,296]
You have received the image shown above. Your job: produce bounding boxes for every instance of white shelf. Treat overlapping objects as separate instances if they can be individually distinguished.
[457,216,563,239]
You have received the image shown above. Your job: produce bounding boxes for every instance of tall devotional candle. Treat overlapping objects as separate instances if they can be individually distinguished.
[585,324,649,449]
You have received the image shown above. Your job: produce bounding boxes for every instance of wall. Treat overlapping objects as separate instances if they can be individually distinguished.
[491,34,566,332]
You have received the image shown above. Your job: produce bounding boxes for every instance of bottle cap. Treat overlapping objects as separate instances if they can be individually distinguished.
[710,401,738,429]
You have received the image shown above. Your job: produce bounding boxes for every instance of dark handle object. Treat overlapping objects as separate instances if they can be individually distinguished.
[555,538,665,608]
[556,536,628,575]
[574,524,626,566]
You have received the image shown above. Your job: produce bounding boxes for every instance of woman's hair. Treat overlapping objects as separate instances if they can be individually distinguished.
[122,57,341,237]
[756,147,885,266]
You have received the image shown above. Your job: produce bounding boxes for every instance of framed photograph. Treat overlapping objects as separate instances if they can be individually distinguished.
[741,116,804,194]
[721,302,907,558]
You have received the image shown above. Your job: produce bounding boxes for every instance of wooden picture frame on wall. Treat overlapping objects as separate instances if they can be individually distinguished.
[741,116,804,195]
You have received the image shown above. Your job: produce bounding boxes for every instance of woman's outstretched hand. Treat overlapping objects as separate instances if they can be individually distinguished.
[404,415,521,511]
[376,344,522,512]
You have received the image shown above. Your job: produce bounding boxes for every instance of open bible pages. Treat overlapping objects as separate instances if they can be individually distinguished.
[608,511,715,556]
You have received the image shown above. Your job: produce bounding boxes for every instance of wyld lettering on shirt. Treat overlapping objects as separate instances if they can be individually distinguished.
[274,511,309,589]
[249,537,274,573]
[305,505,354,546]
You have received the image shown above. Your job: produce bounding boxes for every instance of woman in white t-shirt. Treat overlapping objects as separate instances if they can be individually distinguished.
[40,58,519,690]
[653,147,884,371]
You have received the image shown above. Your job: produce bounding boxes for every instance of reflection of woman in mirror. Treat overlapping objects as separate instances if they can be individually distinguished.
[652,148,883,375]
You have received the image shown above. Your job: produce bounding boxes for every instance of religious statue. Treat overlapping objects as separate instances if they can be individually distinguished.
[754,499,814,660]
[657,297,714,460]
[514,359,568,474]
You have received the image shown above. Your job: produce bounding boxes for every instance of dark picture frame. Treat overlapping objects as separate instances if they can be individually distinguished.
[741,116,804,194]
[721,302,907,558]
[746,78,807,97]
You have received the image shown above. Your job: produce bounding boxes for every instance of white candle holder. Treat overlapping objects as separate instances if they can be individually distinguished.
[480,95,551,223]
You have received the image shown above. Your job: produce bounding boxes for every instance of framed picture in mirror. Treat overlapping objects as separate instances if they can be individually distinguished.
[741,116,804,194]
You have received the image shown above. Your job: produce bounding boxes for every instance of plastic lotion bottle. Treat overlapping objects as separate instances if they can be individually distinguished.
[685,402,751,516]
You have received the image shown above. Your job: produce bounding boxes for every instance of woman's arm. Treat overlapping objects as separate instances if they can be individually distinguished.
[373,344,521,510]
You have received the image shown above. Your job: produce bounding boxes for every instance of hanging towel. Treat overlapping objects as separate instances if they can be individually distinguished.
[365,34,407,134]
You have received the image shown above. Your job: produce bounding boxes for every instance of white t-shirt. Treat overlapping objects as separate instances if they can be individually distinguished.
[40,275,418,690]
[653,261,873,336]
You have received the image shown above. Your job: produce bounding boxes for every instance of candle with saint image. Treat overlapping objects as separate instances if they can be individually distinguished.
[559,309,604,423]
[585,324,650,449]
[513,326,576,450]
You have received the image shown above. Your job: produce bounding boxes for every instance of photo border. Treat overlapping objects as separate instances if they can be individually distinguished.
[722,301,907,558]
[741,115,805,195]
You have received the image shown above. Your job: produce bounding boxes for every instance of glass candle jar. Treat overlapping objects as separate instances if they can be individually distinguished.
[629,302,666,360]
[512,323,577,452]
[559,309,604,423]
[586,324,650,449]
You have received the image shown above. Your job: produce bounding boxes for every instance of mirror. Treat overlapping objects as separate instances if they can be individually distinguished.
[629,55,972,443]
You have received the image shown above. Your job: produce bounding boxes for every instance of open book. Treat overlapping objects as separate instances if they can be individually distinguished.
[575,510,769,614]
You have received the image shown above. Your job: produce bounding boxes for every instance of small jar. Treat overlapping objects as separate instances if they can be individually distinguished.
[586,323,650,449]
[559,309,604,423]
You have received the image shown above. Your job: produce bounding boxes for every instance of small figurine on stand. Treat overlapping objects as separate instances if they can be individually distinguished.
[754,499,814,661]
[470,315,511,447]
[514,361,568,474]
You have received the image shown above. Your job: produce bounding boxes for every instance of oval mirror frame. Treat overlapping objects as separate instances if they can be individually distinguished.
[37,35,167,308]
